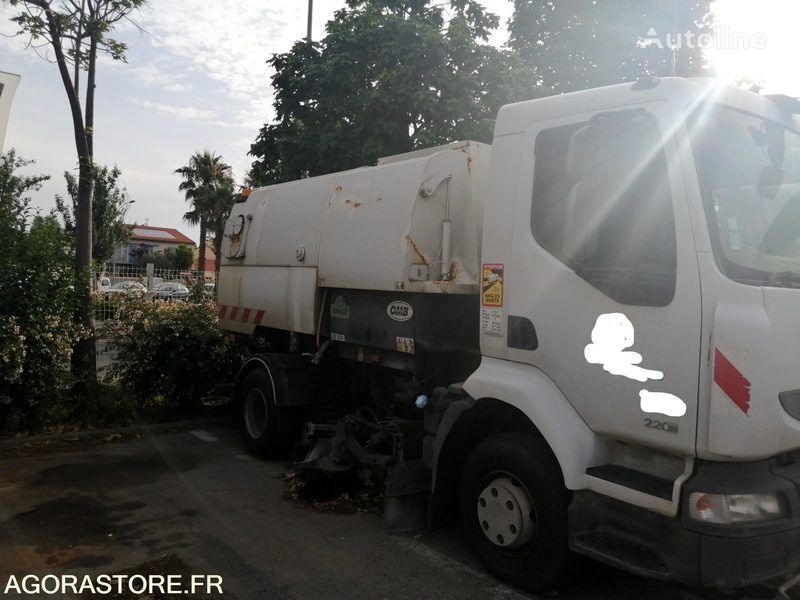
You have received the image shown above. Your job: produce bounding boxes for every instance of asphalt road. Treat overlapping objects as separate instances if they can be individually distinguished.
[0,427,790,599]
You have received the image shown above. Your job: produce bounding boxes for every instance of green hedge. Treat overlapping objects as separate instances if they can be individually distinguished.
[0,150,87,432]
[106,298,243,408]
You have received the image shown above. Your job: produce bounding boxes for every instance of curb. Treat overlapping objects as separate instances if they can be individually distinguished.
[0,416,232,449]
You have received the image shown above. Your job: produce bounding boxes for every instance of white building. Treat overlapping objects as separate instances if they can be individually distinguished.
[112,224,196,264]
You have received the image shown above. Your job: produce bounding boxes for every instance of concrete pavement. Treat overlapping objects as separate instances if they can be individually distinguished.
[0,427,786,599]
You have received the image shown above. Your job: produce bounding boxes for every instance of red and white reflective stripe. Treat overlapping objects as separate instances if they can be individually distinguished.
[218,304,265,325]
[713,348,751,415]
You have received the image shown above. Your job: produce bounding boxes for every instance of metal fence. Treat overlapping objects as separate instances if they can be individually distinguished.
[92,263,217,380]
[95,336,118,382]
[95,263,216,292]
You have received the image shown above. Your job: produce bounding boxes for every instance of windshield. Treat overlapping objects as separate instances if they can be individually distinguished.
[690,106,800,287]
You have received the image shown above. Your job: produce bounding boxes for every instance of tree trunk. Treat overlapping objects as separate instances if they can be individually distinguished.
[213,223,224,275]
[75,161,93,278]
[72,0,86,97]
[45,9,97,402]
[85,35,97,156]
[198,217,207,279]
[73,156,97,400]
[75,29,98,404]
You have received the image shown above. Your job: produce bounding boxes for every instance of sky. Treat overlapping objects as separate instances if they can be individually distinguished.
[1,0,798,243]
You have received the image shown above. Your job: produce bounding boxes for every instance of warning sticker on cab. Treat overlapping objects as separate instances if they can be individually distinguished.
[482,264,504,307]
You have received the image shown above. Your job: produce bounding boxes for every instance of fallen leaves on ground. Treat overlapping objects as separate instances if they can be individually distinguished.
[282,467,384,514]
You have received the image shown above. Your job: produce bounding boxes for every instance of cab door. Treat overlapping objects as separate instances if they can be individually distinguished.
[504,102,701,454]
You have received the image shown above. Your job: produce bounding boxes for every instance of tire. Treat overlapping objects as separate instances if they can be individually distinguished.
[238,364,295,458]
[459,431,571,592]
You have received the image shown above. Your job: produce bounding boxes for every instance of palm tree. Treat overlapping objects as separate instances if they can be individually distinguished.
[208,179,237,274]
[175,151,233,278]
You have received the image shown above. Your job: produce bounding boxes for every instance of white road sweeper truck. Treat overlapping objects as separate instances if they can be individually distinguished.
[218,77,800,591]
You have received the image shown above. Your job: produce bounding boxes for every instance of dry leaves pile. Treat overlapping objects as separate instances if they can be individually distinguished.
[282,467,384,514]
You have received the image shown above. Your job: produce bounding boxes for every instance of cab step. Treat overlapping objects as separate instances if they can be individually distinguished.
[583,462,693,517]
[585,464,673,500]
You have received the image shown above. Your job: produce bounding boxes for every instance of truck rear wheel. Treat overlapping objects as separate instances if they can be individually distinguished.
[459,432,571,592]
[239,365,294,458]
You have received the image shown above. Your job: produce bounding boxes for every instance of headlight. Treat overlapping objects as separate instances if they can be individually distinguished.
[688,492,786,524]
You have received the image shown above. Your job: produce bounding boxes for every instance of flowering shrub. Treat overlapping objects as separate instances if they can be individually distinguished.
[107,297,241,408]
[0,318,25,388]
[1,150,88,431]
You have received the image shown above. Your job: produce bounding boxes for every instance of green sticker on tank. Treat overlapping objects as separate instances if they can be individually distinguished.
[330,296,351,320]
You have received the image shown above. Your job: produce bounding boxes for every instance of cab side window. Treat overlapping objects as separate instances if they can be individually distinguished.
[531,109,676,306]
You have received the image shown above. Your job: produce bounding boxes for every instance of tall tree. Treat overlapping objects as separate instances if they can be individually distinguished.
[175,151,233,278]
[55,164,132,262]
[249,0,535,186]
[5,0,146,396]
[508,0,713,95]
[170,244,194,270]
[207,179,236,275]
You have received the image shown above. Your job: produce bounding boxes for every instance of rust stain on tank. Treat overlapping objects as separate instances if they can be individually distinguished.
[353,201,362,208]
[467,156,473,174]
[334,185,343,192]
[376,197,382,202]
[345,199,352,205]
[448,261,461,280]
[405,235,428,265]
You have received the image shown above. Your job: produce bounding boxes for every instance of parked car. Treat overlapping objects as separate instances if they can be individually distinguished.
[103,281,146,296]
[153,282,189,300]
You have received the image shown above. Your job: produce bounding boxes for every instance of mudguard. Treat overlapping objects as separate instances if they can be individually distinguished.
[463,357,603,489]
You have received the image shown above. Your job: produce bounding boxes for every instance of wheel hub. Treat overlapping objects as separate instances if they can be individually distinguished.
[477,476,536,549]
[244,388,268,439]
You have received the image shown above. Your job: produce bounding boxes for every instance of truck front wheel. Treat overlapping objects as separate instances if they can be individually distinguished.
[459,432,571,592]
[239,366,293,458]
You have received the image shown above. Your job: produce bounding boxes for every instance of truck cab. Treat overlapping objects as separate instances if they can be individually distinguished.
[219,77,800,592]
[465,76,800,589]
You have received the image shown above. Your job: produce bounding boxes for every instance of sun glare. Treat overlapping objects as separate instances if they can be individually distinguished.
[708,0,800,95]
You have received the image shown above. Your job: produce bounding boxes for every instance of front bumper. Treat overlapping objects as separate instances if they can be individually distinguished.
[569,457,800,588]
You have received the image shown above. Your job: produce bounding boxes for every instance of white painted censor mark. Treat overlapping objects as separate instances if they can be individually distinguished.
[585,313,687,418]
[639,390,687,418]
[584,313,663,383]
